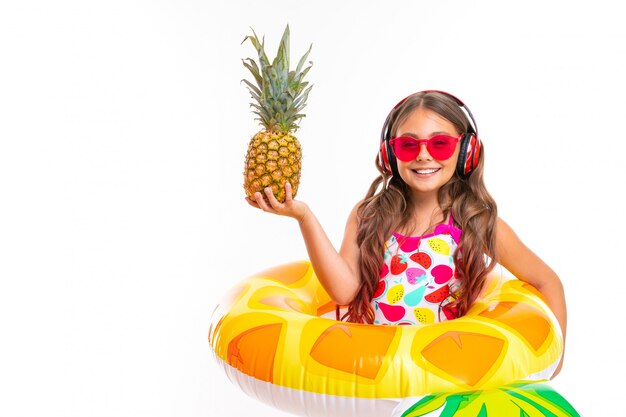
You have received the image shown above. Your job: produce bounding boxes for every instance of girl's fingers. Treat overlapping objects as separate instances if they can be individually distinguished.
[254,192,274,212]
[284,182,293,201]
[249,187,299,219]
[264,187,284,210]
[254,188,282,214]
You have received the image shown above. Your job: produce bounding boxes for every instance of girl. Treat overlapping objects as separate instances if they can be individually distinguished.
[246,90,567,376]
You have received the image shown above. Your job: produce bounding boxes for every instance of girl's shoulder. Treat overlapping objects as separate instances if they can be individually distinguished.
[347,199,364,223]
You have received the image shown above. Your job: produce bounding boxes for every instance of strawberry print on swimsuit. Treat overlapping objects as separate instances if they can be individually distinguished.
[373,217,462,325]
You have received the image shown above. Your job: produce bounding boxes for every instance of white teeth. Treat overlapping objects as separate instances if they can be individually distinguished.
[414,168,439,174]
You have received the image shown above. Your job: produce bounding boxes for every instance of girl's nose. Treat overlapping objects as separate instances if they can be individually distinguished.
[416,143,432,161]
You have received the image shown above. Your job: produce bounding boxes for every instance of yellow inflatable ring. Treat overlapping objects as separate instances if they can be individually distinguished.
[209,261,564,416]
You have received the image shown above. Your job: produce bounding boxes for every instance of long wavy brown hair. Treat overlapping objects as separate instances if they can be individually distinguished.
[341,91,498,324]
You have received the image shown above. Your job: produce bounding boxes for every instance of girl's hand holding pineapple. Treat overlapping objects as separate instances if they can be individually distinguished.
[246,182,309,224]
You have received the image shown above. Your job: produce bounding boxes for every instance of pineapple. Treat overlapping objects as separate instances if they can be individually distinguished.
[241,25,313,203]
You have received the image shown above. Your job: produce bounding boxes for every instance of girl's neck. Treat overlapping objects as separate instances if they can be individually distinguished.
[409,190,441,216]
[402,194,447,237]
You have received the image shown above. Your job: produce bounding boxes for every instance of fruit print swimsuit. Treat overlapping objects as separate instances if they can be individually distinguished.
[372,216,461,325]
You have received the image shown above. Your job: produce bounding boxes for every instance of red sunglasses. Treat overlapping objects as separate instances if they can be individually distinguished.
[389,134,462,161]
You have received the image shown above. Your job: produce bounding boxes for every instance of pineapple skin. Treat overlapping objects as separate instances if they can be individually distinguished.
[244,130,301,203]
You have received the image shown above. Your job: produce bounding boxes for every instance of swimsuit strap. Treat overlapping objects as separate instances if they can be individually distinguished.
[443,213,461,244]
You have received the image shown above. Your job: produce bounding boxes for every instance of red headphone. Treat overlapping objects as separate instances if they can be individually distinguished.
[378,90,482,177]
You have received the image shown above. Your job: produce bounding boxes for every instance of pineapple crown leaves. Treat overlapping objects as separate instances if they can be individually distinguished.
[241,25,313,133]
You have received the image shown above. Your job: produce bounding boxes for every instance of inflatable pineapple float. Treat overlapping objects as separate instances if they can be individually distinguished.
[241,25,313,203]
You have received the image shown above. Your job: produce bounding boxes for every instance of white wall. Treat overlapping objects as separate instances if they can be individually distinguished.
[1,1,624,416]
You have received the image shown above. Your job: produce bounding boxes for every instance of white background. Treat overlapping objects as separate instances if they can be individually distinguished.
[1,1,624,416]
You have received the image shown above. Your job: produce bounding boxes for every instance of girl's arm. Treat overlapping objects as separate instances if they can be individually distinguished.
[495,217,567,378]
[246,183,361,305]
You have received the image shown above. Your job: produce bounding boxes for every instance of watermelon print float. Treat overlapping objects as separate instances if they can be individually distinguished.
[208,261,579,416]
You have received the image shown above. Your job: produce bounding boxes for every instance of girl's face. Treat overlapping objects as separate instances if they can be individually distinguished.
[393,107,461,199]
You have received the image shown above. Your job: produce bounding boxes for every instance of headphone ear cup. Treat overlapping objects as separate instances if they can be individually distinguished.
[456,133,481,176]
[379,139,396,175]
[386,140,398,175]
[379,141,391,174]
[379,112,397,175]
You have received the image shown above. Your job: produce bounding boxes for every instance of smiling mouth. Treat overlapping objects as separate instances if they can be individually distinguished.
[412,168,441,175]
